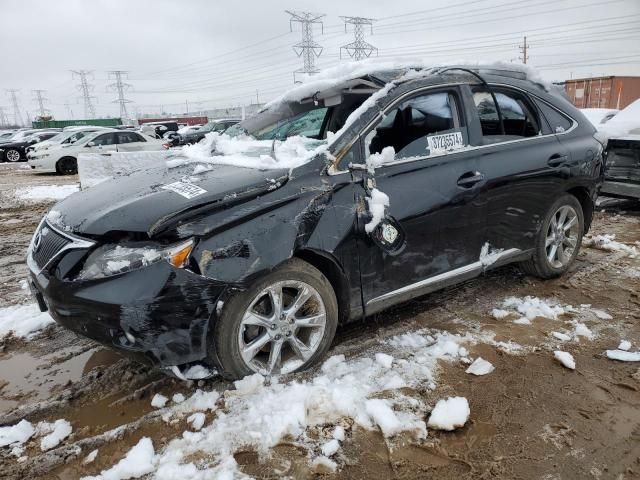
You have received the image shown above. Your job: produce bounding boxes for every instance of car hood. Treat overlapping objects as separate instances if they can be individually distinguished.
[52,164,289,238]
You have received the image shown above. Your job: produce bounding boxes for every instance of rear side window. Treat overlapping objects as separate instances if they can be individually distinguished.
[367,91,466,161]
[92,133,116,146]
[534,99,574,134]
[473,88,540,144]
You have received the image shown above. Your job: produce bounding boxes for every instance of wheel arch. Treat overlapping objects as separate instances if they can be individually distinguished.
[294,248,350,325]
[566,186,594,233]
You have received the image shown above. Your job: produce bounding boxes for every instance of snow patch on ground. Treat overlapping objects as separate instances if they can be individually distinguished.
[501,296,566,321]
[466,357,495,376]
[15,184,79,201]
[82,437,156,480]
[606,350,640,362]
[618,340,632,351]
[0,420,35,448]
[427,397,470,431]
[583,234,638,258]
[0,303,54,339]
[38,419,72,451]
[554,351,576,370]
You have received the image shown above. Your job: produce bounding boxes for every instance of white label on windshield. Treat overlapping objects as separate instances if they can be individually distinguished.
[161,181,207,199]
[427,132,464,154]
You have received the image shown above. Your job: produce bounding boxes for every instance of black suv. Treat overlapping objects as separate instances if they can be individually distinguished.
[27,65,603,380]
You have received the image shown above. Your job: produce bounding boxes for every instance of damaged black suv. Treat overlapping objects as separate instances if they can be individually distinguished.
[27,64,603,380]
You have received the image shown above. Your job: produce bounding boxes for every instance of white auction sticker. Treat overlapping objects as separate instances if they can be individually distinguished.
[427,131,464,153]
[161,181,207,199]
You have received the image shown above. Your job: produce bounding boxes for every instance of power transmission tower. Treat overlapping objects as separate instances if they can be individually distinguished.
[286,10,325,83]
[6,89,23,126]
[64,102,74,119]
[71,70,97,119]
[107,70,133,120]
[32,89,50,118]
[340,17,378,61]
[0,106,8,127]
[519,36,529,64]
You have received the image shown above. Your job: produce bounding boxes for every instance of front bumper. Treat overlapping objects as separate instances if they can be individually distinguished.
[28,226,227,367]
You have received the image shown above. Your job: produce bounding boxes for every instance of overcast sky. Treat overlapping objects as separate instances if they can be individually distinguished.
[1,0,639,121]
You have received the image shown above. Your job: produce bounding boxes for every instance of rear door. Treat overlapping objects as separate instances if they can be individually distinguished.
[357,87,488,313]
[87,132,117,153]
[116,132,157,152]
[464,85,571,253]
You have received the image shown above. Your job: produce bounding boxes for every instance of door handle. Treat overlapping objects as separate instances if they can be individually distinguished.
[457,171,485,187]
[548,154,568,167]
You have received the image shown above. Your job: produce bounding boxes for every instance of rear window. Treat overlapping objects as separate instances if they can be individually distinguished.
[534,99,574,134]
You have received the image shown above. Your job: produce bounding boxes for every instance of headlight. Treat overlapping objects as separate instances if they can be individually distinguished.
[77,239,194,280]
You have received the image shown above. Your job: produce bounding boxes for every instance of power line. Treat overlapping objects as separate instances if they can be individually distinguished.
[286,10,325,82]
[340,17,378,61]
[107,70,133,119]
[71,70,97,119]
[32,89,50,118]
[6,90,23,127]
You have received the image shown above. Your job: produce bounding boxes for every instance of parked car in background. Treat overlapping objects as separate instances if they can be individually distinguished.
[27,127,108,158]
[0,130,16,142]
[28,64,603,379]
[28,129,164,174]
[139,121,179,139]
[167,118,240,146]
[581,108,619,126]
[0,131,60,162]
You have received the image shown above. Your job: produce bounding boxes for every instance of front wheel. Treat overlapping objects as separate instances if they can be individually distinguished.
[5,149,21,162]
[56,157,77,175]
[210,258,338,380]
[520,194,584,279]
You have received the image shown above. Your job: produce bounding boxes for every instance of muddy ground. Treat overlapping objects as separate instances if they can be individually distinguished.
[0,164,639,479]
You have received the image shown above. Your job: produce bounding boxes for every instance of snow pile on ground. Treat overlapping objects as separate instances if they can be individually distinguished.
[465,357,494,376]
[606,350,640,362]
[151,394,168,408]
[82,437,156,480]
[618,340,632,351]
[554,351,576,370]
[0,420,35,448]
[583,234,638,258]
[427,397,470,431]
[0,303,54,339]
[498,296,566,322]
[15,184,79,201]
[37,419,72,451]
[95,329,477,477]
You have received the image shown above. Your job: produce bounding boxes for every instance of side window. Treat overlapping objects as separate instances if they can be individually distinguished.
[92,133,116,146]
[366,91,466,161]
[473,88,540,143]
[534,99,574,134]
[134,133,146,142]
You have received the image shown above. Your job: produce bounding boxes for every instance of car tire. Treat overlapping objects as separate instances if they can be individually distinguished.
[520,194,584,279]
[5,149,21,162]
[56,157,77,175]
[209,258,338,380]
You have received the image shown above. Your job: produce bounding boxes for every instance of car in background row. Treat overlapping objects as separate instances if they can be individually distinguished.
[0,130,15,142]
[27,127,108,158]
[165,118,240,147]
[28,129,165,174]
[0,131,60,162]
[139,121,179,139]
[581,108,619,126]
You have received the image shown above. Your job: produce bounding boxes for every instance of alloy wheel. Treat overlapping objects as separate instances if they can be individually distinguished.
[238,280,327,375]
[6,149,20,162]
[545,205,579,269]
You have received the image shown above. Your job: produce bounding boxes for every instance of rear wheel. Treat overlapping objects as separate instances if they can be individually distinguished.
[520,194,584,279]
[5,149,21,162]
[56,157,77,175]
[210,258,338,380]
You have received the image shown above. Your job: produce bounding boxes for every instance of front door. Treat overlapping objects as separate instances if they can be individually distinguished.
[356,87,488,314]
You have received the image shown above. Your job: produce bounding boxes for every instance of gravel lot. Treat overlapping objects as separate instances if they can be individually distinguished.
[1,164,639,479]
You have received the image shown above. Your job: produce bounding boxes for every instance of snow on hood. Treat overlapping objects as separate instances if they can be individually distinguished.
[580,108,619,126]
[167,132,329,171]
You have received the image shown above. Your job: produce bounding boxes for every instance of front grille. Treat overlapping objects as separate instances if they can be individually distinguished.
[32,224,72,269]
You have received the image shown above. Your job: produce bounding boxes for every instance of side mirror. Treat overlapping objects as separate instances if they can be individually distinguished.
[86,141,95,147]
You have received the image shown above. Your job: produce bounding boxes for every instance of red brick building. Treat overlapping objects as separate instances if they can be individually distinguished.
[564,76,640,109]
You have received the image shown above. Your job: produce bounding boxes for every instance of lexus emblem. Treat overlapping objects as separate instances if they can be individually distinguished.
[33,232,42,252]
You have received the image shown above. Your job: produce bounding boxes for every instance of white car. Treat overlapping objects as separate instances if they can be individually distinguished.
[28,129,164,174]
[27,127,107,158]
